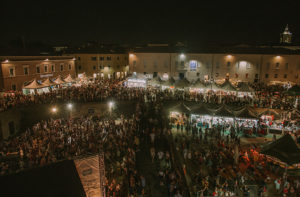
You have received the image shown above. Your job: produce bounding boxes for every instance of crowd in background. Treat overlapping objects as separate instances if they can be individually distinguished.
[0,79,299,112]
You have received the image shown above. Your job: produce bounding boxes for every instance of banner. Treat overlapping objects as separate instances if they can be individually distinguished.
[74,155,102,197]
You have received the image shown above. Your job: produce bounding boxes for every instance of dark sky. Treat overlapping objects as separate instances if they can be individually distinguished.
[1,1,300,46]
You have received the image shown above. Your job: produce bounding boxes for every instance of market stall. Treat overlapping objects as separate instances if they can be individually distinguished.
[125,77,147,88]
[234,107,258,135]
[22,79,49,95]
[237,82,254,97]
[190,79,206,93]
[169,102,191,126]
[147,77,162,88]
[53,75,67,85]
[161,77,175,90]
[207,105,235,127]
[175,78,190,90]
[190,104,213,128]
[63,74,75,86]
[219,80,237,95]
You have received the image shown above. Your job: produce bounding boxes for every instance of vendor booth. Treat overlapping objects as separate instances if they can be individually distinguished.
[190,79,206,93]
[161,77,175,90]
[175,78,190,90]
[190,104,213,128]
[63,74,75,86]
[169,102,191,126]
[237,82,254,97]
[219,80,237,95]
[148,77,162,88]
[22,79,49,95]
[53,75,67,85]
[126,77,147,88]
[234,107,258,135]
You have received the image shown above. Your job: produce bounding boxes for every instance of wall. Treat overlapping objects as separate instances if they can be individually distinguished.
[69,53,129,78]
[0,56,76,91]
[129,52,300,84]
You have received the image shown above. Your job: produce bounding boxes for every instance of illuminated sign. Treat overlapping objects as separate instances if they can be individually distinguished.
[190,60,197,70]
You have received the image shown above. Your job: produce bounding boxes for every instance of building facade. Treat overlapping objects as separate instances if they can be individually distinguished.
[67,53,129,79]
[0,56,76,91]
[129,52,300,84]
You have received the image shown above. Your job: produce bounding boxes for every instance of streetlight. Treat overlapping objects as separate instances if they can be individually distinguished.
[180,53,185,59]
[51,107,57,113]
[108,101,114,115]
[67,103,73,118]
[67,103,73,109]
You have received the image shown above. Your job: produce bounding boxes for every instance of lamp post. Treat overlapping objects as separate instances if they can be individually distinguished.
[108,101,114,116]
[67,103,73,118]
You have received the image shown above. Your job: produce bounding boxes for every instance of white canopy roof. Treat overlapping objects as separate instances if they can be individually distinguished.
[53,75,66,84]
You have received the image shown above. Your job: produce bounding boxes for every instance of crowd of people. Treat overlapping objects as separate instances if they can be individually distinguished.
[0,79,299,112]
[172,124,300,196]
[0,78,299,196]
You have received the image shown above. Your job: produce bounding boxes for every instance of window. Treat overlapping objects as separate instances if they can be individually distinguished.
[44,64,48,73]
[190,60,197,71]
[36,66,40,74]
[23,66,29,75]
[274,74,278,78]
[246,63,251,69]
[275,62,280,69]
[154,61,157,68]
[285,63,289,69]
[117,65,120,69]
[107,64,111,68]
[255,74,259,79]
[124,56,127,60]
[164,60,168,68]
[256,63,259,69]
[69,64,72,70]
[77,56,81,60]
[265,74,269,78]
[266,62,270,70]
[91,57,97,61]
[78,65,82,70]
[117,56,120,60]
[284,74,287,78]
[11,84,16,91]
[93,66,96,70]
[206,62,209,69]
[216,73,219,77]
[216,62,220,69]
[175,61,179,67]
[180,61,184,67]
[99,65,103,70]
[133,60,136,67]
[227,61,231,67]
[296,74,299,79]
[60,64,64,71]
[143,60,147,68]
[107,56,111,61]
[51,64,55,72]
[100,57,104,61]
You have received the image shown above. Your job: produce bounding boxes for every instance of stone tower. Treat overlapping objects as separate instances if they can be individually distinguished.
[280,24,292,44]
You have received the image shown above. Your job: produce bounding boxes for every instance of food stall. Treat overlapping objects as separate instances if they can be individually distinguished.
[175,78,190,90]
[125,77,147,88]
[169,102,191,126]
[237,82,254,98]
[22,79,49,95]
[234,107,258,135]
[63,74,75,86]
[161,77,175,90]
[190,79,206,93]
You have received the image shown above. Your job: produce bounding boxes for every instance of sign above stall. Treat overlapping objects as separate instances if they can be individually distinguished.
[40,74,53,78]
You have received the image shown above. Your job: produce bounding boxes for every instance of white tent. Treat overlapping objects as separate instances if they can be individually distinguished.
[64,74,75,83]
[53,75,66,85]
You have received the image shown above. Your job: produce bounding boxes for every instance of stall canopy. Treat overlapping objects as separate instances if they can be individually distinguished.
[261,134,300,165]
[286,85,300,96]
[41,78,56,87]
[235,107,258,119]
[191,79,206,89]
[206,82,221,91]
[162,77,175,87]
[175,78,190,89]
[212,105,234,117]
[191,104,212,115]
[220,80,237,92]
[170,102,191,114]
[23,79,45,89]
[259,109,280,119]
[237,82,254,92]
[64,74,75,83]
[148,77,162,86]
[53,75,66,84]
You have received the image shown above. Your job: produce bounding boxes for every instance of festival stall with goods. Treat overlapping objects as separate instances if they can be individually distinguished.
[233,107,258,135]
[22,79,49,95]
[125,76,147,88]
[169,102,191,126]
[237,82,254,98]
[189,79,206,93]
[63,74,76,86]
[147,76,162,88]
[161,77,175,90]
[175,78,190,90]
[190,104,213,128]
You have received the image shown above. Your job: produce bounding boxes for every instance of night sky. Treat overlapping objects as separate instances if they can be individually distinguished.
[1,1,300,46]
